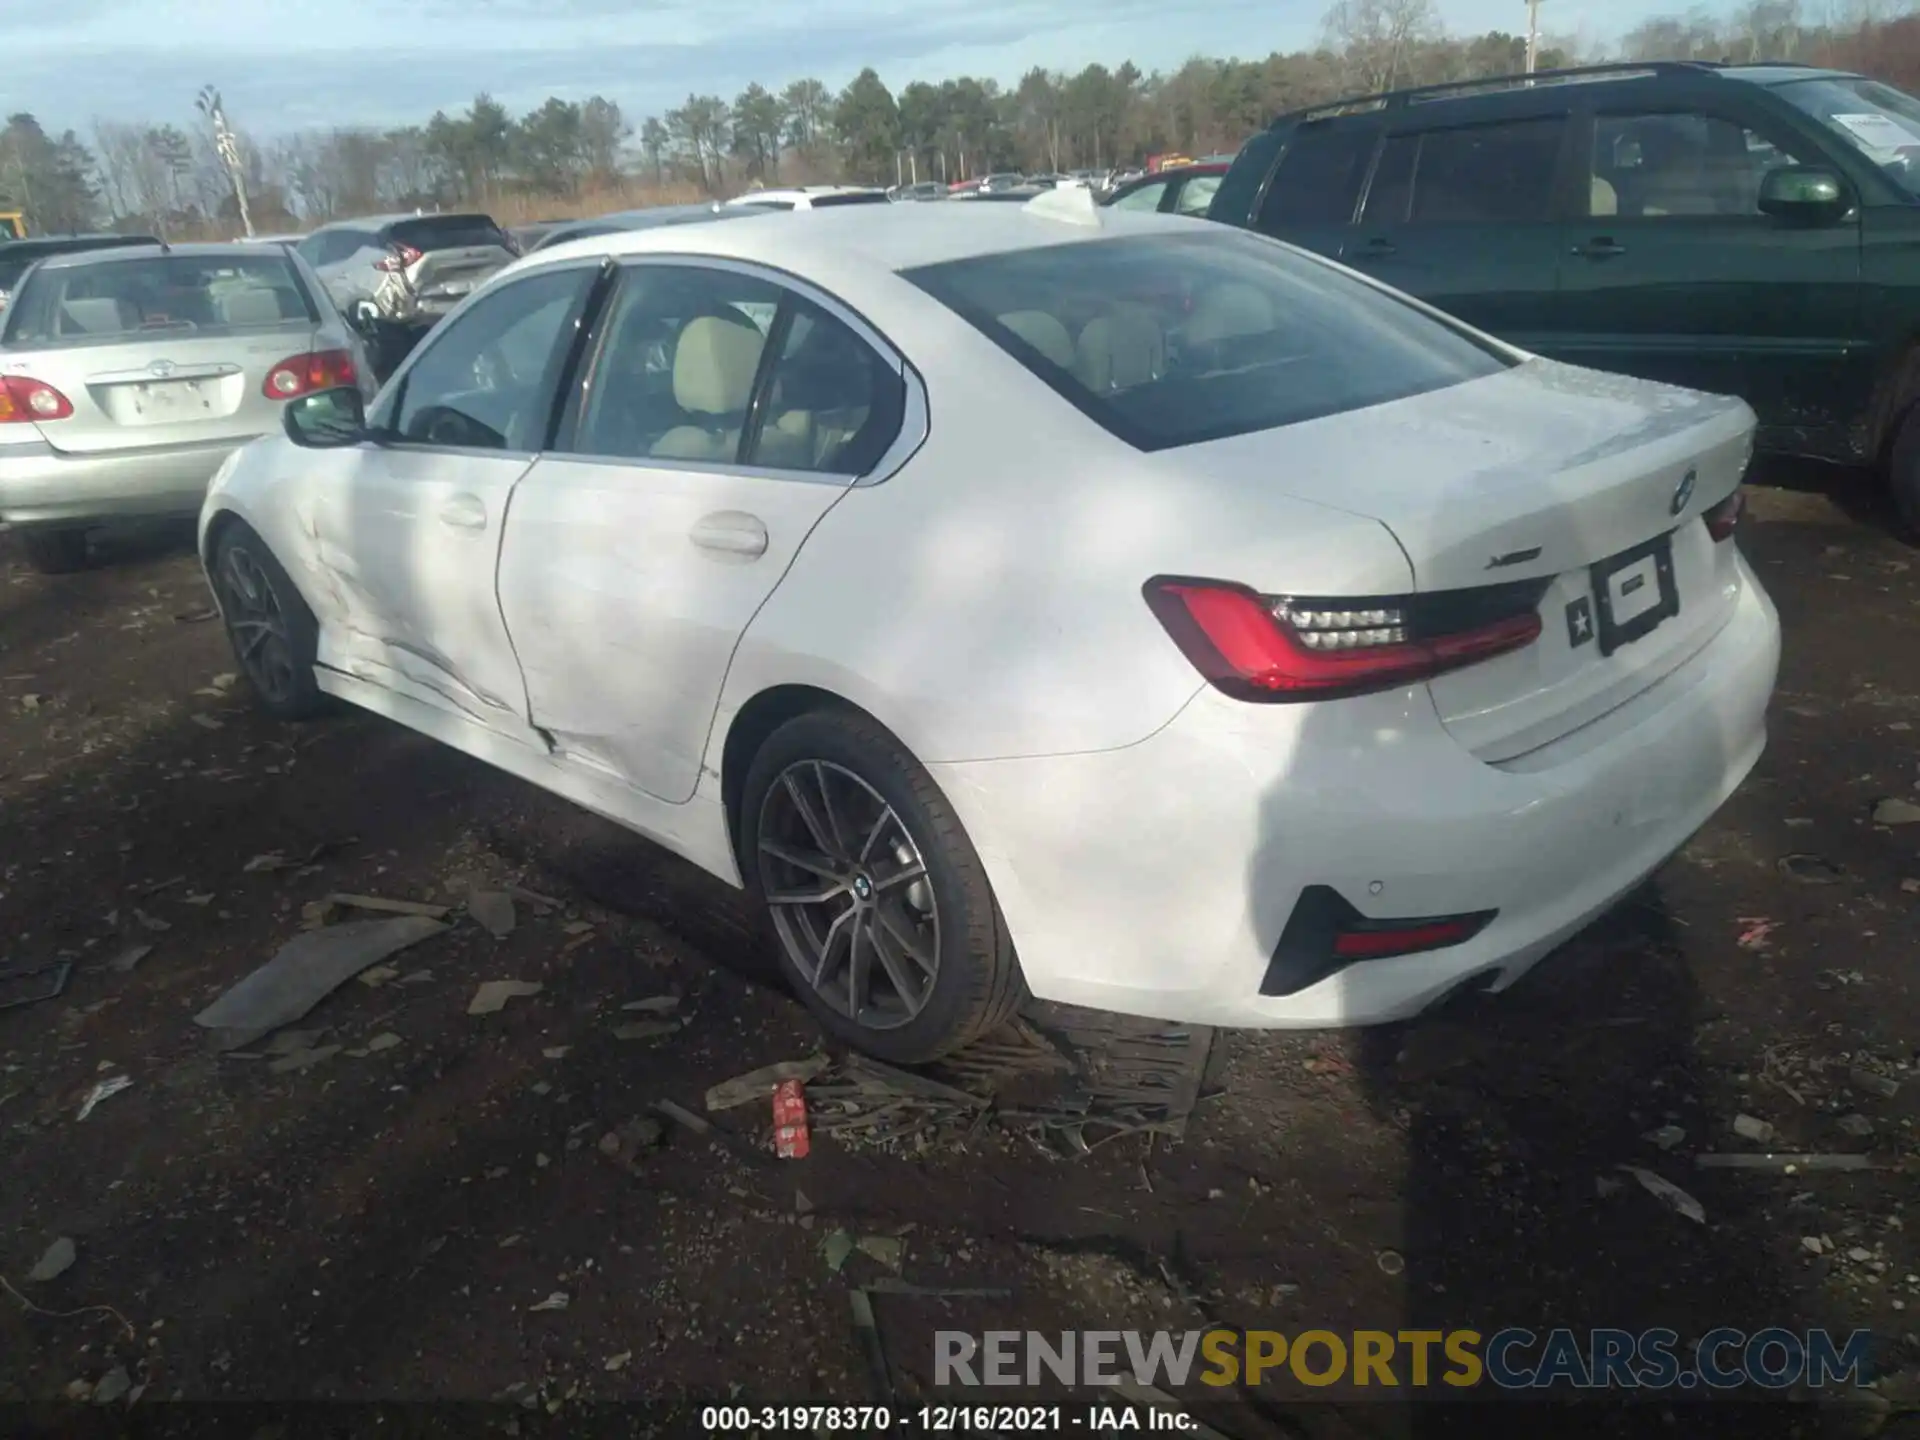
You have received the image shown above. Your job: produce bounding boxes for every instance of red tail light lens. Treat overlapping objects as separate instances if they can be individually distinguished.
[1144,576,1546,703]
[0,375,74,423]
[373,243,424,274]
[263,349,357,400]
[1333,914,1493,960]
[1704,489,1743,542]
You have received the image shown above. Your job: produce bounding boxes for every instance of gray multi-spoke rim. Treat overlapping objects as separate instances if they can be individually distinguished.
[757,759,939,1030]
[219,546,296,702]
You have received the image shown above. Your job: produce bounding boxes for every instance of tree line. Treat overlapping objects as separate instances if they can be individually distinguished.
[2,0,1916,237]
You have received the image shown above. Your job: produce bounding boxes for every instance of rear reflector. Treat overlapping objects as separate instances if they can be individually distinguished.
[1263,884,1497,997]
[0,375,74,423]
[263,349,357,400]
[1704,489,1743,542]
[1144,574,1547,703]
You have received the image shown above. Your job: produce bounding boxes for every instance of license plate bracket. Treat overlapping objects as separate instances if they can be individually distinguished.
[1590,531,1679,657]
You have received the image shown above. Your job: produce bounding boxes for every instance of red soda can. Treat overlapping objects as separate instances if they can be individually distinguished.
[772,1078,811,1159]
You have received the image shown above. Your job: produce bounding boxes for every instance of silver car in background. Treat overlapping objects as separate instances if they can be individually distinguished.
[295,212,518,325]
[0,242,375,573]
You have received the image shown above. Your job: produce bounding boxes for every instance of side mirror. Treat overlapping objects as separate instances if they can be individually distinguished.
[347,298,380,331]
[283,386,368,449]
[1758,166,1849,221]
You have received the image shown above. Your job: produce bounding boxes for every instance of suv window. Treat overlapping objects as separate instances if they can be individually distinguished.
[1361,134,1419,224]
[1407,118,1566,223]
[1256,125,1376,228]
[386,215,511,253]
[1592,110,1813,218]
[387,266,593,451]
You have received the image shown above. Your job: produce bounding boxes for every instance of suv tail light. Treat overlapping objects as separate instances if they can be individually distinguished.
[1144,574,1549,703]
[0,375,74,423]
[373,243,424,274]
[1704,489,1743,542]
[263,349,357,400]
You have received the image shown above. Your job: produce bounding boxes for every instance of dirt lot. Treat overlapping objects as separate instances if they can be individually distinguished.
[1,471,1918,1437]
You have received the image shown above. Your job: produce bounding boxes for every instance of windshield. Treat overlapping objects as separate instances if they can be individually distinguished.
[904,229,1510,452]
[811,191,890,208]
[1775,76,1920,196]
[3,252,317,347]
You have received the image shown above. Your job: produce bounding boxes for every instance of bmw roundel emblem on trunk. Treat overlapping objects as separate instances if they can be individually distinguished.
[1671,468,1697,516]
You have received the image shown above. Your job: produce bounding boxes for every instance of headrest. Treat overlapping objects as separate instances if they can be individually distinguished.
[997,309,1075,369]
[673,314,765,416]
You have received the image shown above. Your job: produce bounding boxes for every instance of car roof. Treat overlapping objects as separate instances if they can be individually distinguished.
[317,211,498,230]
[1271,59,1867,128]
[0,233,154,253]
[728,186,887,203]
[26,241,291,273]
[518,198,1202,275]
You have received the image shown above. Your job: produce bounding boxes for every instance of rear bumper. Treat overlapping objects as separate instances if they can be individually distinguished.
[0,437,243,527]
[929,554,1781,1029]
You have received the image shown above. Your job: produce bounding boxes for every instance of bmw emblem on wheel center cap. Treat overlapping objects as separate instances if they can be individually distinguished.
[852,875,873,900]
[1670,467,1697,517]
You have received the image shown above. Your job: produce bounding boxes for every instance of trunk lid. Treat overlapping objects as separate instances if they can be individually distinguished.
[1174,358,1757,761]
[3,324,320,454]
[405,245,513,310]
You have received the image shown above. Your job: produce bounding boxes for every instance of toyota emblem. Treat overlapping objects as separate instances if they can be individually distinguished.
[1670,467,1697,517]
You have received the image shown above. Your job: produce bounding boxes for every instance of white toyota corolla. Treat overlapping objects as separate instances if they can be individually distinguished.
[197,192,1781,1063]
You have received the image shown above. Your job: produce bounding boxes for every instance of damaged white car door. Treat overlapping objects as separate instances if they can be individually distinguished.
[304,263,599,731]
[495,259,911,802]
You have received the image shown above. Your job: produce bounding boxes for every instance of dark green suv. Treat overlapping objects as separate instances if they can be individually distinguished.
[1208,60,1920,528]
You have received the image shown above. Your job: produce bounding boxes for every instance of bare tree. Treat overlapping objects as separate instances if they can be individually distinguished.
[1322,0,1442,92]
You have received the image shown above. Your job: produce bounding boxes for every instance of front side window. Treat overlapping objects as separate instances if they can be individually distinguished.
[2,252,317,347]
[1774,75,1920,197]
[905,229,1510,453]
[1591,110,1812,218]
[386,265,593,451]
[1256,124,1376,229]
[1408,118,1566,223]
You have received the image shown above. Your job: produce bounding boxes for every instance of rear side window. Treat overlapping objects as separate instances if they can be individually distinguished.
[3,252,318,347]
[387,215,510,253]
[1257,125,1376,228]
[1408,119,1567,223]
[905,229,1509,453]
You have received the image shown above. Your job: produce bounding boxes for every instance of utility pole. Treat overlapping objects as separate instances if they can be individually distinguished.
[196,86,254,238]
[1524,0,1545,73]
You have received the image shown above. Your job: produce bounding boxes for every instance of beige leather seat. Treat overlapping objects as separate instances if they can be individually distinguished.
[997,309,1075,369]
[58,297,138,336]
[1074,304,1166,393]
[1590,176,1619,218]
[216,287,291,326]
[1187,283,1276,346]
[651,314,767,462]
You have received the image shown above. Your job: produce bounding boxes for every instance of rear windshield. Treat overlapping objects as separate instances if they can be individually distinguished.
[903,228,1511,451]
[386,215,510,252]
[811,192,890,208]
[3,252,317,347]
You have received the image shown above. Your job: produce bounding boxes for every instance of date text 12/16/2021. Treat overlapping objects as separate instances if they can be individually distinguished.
[700,1405,1197,1432]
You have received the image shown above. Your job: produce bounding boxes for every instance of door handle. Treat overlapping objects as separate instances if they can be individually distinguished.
[438,493,488,531]
[1573,238,1628,259]
[1349,238,1397,260]
[690,510,769,558]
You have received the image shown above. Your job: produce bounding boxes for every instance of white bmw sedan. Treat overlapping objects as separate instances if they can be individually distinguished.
[197,195,1781,1063]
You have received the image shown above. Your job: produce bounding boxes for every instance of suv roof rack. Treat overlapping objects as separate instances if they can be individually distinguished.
[1282,60,1741,126]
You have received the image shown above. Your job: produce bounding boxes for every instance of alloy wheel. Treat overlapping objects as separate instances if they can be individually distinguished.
[756,759,940,1030]
[218,544,296,703]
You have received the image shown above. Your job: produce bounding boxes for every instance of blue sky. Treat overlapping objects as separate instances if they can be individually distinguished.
[13,0,1694,136]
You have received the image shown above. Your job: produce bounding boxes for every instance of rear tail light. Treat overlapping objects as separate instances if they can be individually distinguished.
[0,375,74,423]
[1143,574,1549,702]
[1704,489,1743,542]
[373,243,424,274]
[263,349,357,400]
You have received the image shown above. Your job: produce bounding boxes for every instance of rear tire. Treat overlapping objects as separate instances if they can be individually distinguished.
[209,522,326,721]
[20,528,90,575]
[1889,406,1920,540]
[740,707,1026,1064]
